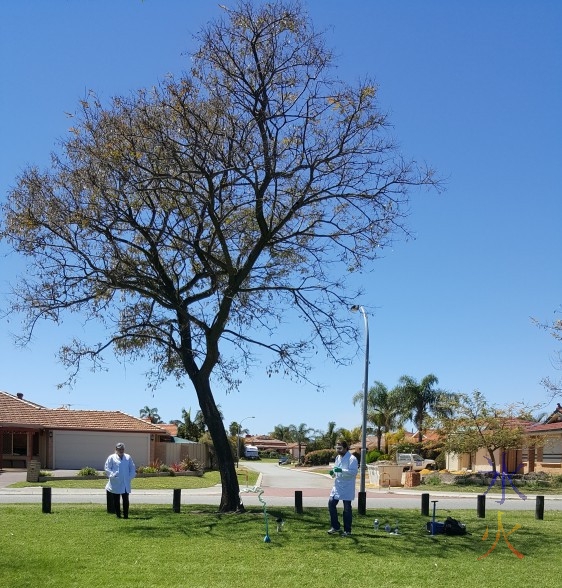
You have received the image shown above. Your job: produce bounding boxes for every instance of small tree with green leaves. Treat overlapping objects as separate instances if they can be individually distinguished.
[440,390,535,473]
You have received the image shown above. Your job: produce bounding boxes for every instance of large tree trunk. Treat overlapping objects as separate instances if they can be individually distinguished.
[192,374,244,512]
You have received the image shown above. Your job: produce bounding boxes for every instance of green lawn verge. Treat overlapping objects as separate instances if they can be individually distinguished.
[1,504,560,587]
[8,469,259,490]
[418,476,562,495]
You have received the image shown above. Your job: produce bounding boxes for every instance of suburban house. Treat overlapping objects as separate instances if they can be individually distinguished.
[0,390,210,470]
[286,442,307,460]
[243,435,288,455]
[445,406,562,474]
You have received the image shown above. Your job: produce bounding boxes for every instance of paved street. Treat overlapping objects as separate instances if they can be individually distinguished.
[1,464,561,512]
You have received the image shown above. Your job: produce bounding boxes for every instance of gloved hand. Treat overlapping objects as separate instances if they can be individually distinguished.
[329,470,334,476]
[333,467,342,473]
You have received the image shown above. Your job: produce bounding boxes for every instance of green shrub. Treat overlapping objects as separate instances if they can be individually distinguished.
[302,449,334,466]
[434,452,446,470]
[181,457,203,472]
[77,467,98,476]
[422,473,441,486]
[366,449,382,464]
[159,463,171,472]
[453,474,474,486]
[523,480,550,490]
[137,466,159,474]
[39,470,53,477]
[258,450,279,459]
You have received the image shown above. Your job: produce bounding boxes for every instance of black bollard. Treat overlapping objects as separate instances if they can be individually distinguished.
[477,494,486,518]
[173,488,181,513]
[421,493,429,517]
[106,491,115,514]
[294,490,303,514]
[42,487,52,514]
[358,491,366,515]
[535,495,544,520]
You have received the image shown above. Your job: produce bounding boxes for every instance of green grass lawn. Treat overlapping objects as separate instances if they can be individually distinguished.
[1,504,561,588]
[8,469,259,490]
[418,477,562,495]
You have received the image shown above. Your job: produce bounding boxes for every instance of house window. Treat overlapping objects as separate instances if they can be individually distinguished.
[1,432,11,453]
[1,432,28,455]
[13,433,27,455]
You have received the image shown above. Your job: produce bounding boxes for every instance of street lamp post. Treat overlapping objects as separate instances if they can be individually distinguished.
[236,416,255,468]
[351,304,369,515]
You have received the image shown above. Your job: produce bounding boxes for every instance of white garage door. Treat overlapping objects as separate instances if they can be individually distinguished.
[53,431,150,470]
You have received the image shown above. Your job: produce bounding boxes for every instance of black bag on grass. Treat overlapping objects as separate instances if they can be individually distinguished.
[444,516,467,536]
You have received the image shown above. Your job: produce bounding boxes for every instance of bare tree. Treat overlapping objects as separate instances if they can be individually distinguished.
[533,307,562,398]
[0,1,438,511]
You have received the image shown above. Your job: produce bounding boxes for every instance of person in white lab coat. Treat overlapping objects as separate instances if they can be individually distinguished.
[327,439,358,537]
[105,442,136,519]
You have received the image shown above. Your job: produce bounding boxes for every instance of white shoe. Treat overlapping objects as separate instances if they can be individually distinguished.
[327,528,340,535]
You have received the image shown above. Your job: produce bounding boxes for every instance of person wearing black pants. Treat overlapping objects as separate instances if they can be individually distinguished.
[104,443,136,519]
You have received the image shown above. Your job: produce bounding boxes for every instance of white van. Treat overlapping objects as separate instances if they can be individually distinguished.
[396,453,435,471]
[244,445,259,459]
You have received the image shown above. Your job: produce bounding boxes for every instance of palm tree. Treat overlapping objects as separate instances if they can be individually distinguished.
[322,421,340,450]
[395,374,456,443]
[289,423,314,460]
[353,381,402,452]
[139,406,162,424]
[230,421,252,438]
[270,424,294,442]
[177,408,202,441]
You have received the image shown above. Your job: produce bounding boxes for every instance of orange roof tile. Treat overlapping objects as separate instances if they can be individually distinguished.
[526,421,562,433]
[0,390,166,433]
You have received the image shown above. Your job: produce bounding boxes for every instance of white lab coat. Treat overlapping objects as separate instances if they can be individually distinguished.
[104,452,136,494]
[329,451,359,501]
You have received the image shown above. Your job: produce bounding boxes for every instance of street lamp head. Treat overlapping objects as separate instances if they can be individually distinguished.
[238,415,255,429]
[236,416,256,468]
[350,304,360,312]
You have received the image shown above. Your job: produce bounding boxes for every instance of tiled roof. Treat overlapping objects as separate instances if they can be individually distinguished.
[526,421,562,433]
[0,390,167,433]
[158,423,179,436]
[245,435,287,449]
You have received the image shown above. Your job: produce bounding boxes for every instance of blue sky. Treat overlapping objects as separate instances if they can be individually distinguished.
[1,0,561,435]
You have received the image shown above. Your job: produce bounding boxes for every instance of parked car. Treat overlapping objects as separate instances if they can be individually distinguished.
[396,453,435,471]
[278,455,290,465]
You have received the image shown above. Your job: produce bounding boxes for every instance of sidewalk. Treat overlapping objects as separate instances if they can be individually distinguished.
[0,468,81,488]
[0,469,28,488]
[2,468,561,504]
